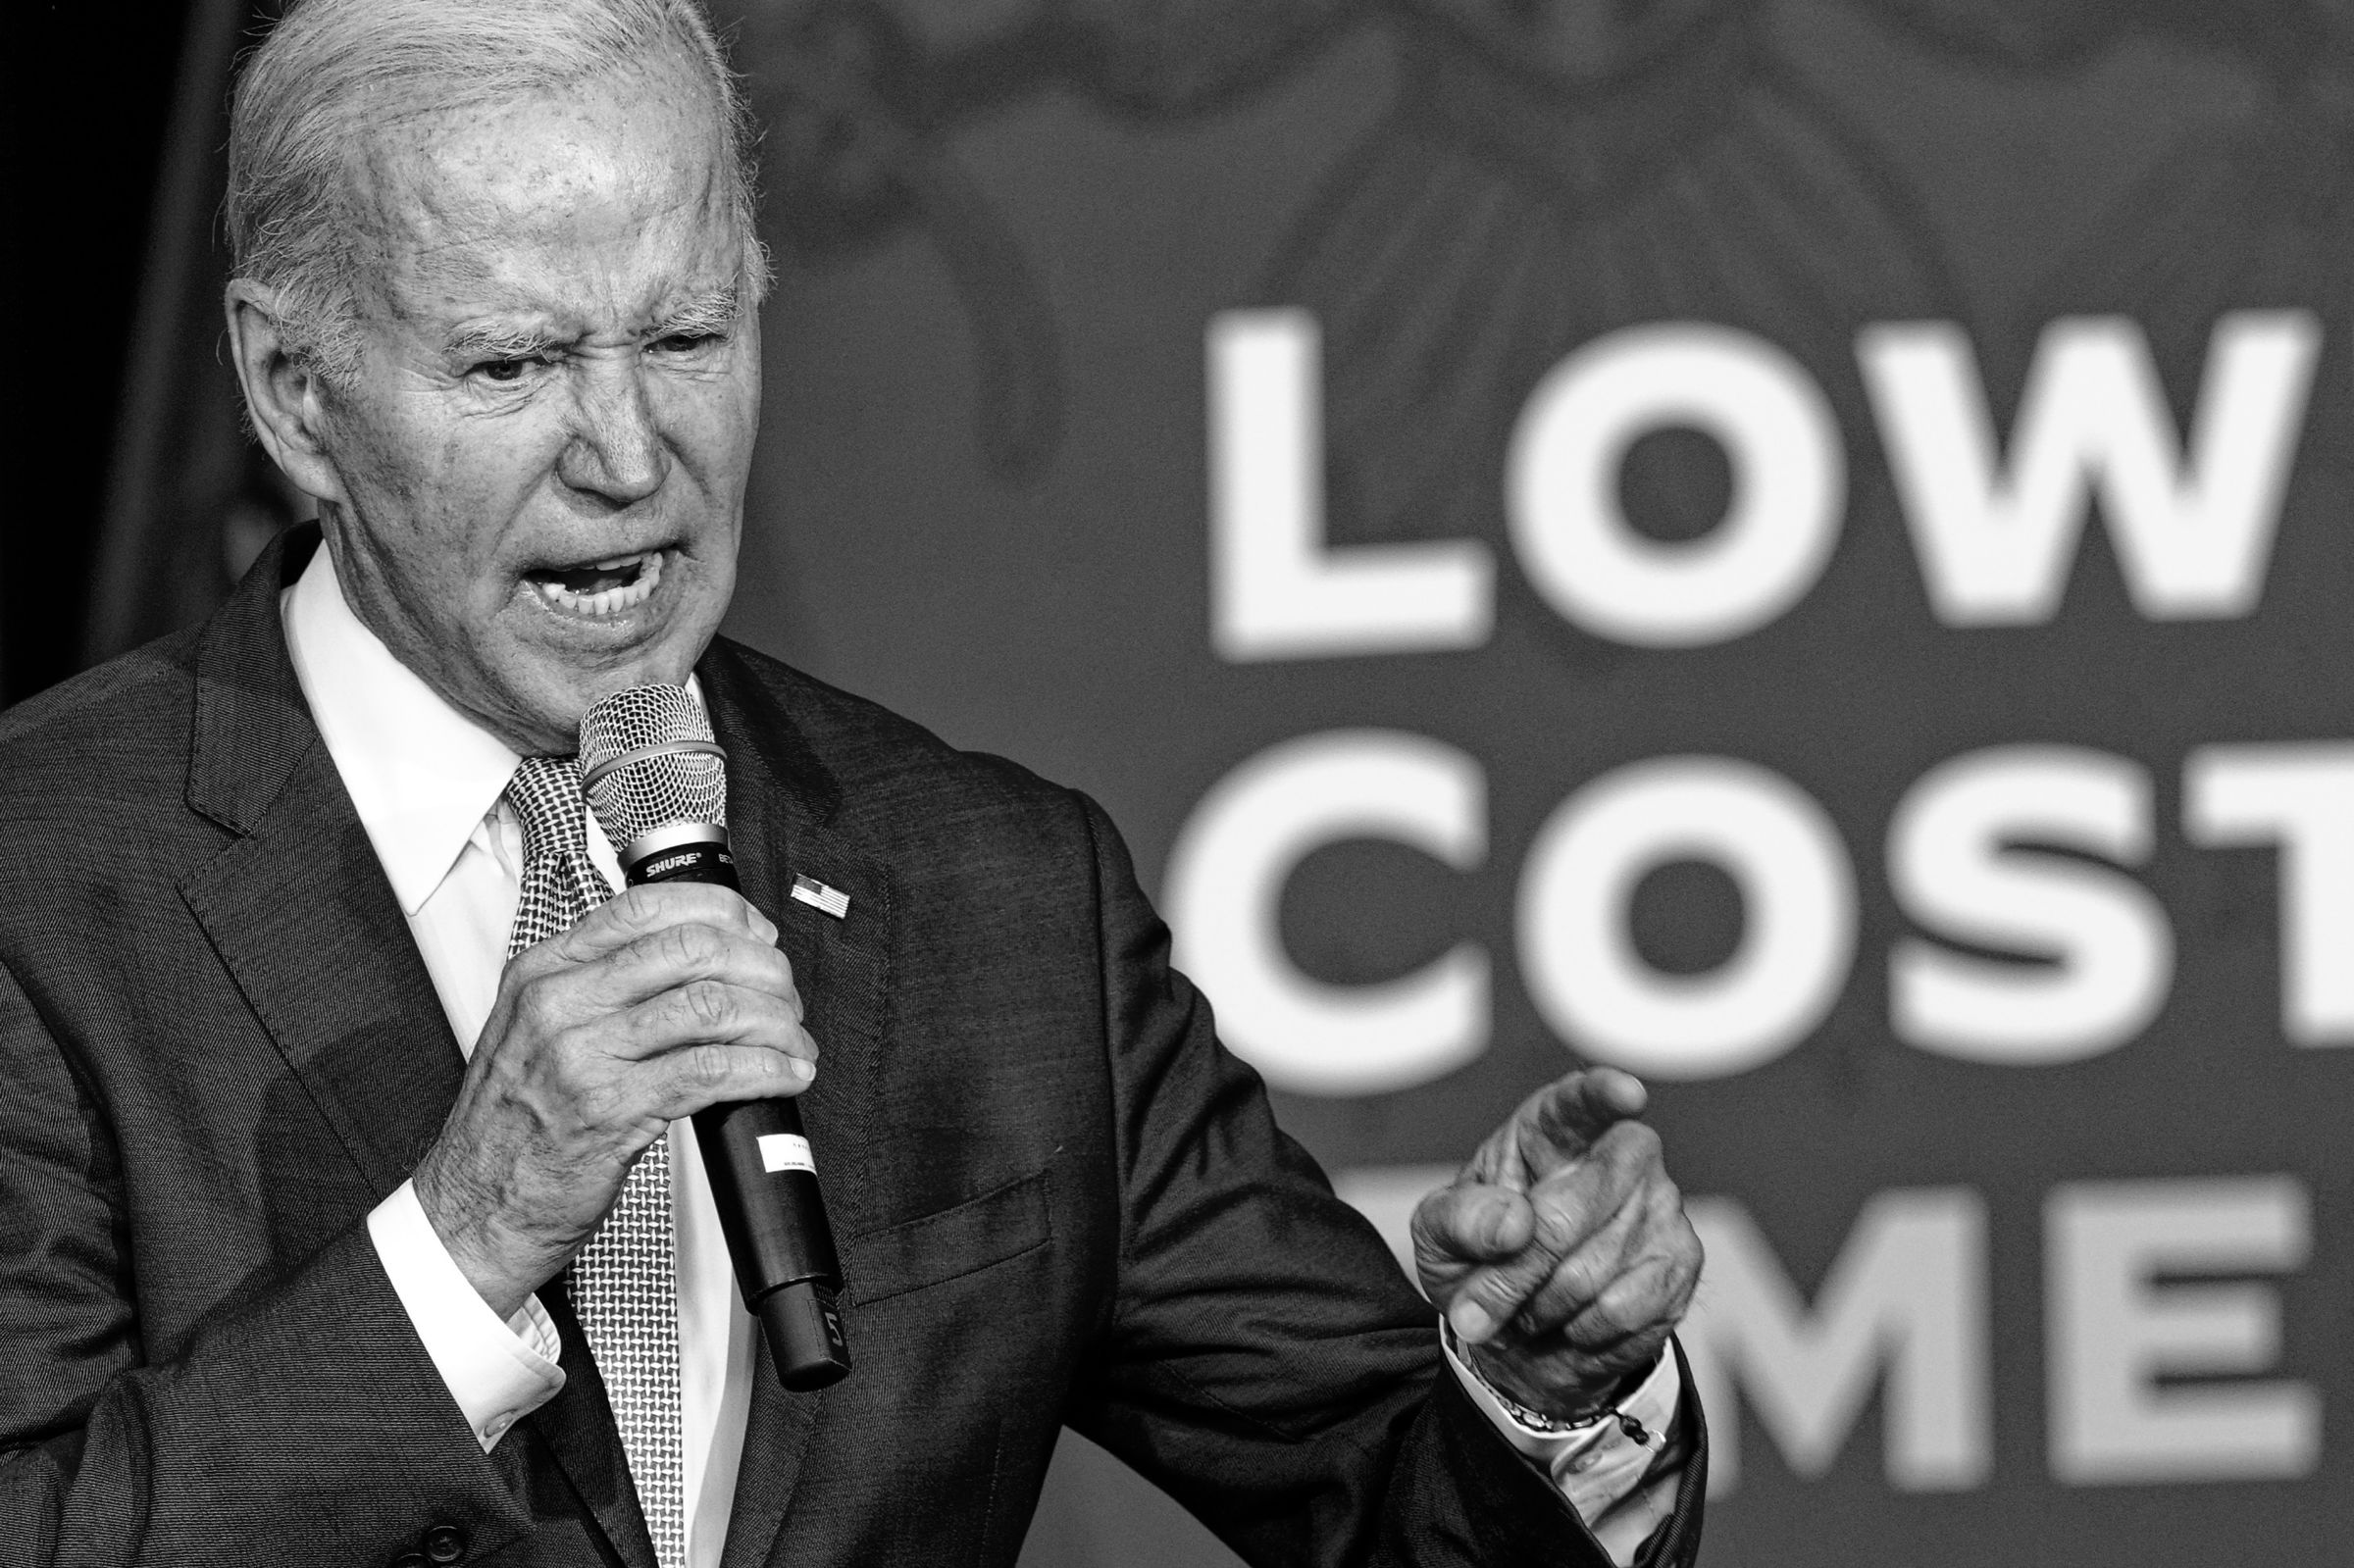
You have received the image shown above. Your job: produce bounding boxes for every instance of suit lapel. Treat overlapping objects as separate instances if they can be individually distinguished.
[180,738,464,1194]
[179,526,460,1199]
[180,527,656,1568]
[701,644,896,1567]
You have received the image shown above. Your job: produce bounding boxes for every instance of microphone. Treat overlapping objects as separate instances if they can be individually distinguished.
[579,683,851,1391]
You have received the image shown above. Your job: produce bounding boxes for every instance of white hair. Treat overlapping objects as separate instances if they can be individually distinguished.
[226,0,767,382]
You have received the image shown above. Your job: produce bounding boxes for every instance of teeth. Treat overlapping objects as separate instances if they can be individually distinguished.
[535,551,662,618]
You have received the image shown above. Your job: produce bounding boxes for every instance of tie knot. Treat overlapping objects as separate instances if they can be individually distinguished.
[507,755,592,862]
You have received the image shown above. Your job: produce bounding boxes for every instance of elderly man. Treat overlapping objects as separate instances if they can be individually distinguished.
[0,2,1705,1566]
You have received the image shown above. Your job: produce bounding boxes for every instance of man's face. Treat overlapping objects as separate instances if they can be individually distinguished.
[308,50,760,753]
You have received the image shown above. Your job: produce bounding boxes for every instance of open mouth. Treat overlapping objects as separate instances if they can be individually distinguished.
[525,549,666,618]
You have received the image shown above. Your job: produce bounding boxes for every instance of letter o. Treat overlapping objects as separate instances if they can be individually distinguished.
[1166,731,1488,1096]
[1507,323,1845,645]
[1517,757,1855,1078]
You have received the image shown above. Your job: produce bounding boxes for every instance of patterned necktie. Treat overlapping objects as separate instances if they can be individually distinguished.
[505,756,686,1568]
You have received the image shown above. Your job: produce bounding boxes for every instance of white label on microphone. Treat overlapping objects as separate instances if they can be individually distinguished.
[758,1134,816,1175]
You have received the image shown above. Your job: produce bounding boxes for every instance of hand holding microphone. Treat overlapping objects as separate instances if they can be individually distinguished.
[411,881,816,1322]
[412,683,849,1389]
[579,683,852,1390]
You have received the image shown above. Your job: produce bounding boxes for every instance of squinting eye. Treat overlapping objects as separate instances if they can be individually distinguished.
[474,357,539,383]
[654,332,718,355]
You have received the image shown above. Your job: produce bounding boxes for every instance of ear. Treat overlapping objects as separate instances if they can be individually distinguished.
[224,280,350,507]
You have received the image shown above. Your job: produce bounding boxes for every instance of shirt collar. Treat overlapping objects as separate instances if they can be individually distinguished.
[281,544,522,917]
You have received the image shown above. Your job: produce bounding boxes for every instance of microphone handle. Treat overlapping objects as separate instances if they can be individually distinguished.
[623,832,851,1391]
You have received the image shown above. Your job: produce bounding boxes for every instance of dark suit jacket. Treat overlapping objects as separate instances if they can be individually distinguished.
[0,528,1704,1568]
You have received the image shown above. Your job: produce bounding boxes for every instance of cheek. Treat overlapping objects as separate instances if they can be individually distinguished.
[330,404,427,510]
[333,391,467,517]
[408,421,559,575]
[674,385,757,470]
[424,431,515,557]
[432,405,553,503]
[338,417,537,603]
[670,355,761,473]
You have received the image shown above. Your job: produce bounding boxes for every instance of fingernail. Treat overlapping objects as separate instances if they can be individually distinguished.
[788,1058,815,1083]
[1449,1299,1498,1345]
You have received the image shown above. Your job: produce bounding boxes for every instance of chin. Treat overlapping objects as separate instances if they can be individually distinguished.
[477,595,721,746]
[539,651,700,736]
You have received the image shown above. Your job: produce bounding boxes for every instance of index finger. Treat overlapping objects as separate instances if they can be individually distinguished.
[1518,1069,1648,1182]
[544,882,780,964]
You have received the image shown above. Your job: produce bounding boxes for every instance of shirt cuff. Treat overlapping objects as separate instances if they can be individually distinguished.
[367,1178,566,1451]
[1442,1333,1686,1563]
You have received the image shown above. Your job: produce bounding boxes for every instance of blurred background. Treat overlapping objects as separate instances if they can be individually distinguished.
[12,1,2351,1562]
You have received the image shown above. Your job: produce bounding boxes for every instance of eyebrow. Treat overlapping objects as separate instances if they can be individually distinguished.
[443,287,745,363]
[647,286,744,339]
[445,320,566,363]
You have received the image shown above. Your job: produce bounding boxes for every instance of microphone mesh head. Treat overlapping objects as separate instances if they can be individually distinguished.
[578,683,729,848]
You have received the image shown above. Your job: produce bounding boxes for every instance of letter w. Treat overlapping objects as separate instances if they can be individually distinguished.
[1860,312,2319,624]
[1680,1190,1989,1494]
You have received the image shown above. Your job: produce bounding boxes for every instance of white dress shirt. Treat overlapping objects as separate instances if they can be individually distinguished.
[280,543,1681,1565]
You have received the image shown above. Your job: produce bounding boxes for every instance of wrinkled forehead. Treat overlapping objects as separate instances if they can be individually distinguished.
[339,48,746,316]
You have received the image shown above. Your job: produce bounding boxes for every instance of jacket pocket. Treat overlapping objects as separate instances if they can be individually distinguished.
[843,1167,1050,1306]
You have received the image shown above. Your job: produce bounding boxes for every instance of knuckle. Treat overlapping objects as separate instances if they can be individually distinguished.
[514,979,561,1035]
[682,980,736,1031]
[686,1042,736,1089]
[690,921,733,966]
[1531,1199,1583,1255]
[537,1022,585,1071]
[1579,1293,1638,1341]
[1539,1262,1603,1322]
[574,1076,625,1129]
[1477,1270,1538,1320]
[659,921,719,970]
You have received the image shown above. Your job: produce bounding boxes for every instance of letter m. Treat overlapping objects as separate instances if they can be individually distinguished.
[1860,312,2320,624]
[1681,1189,1989,1493]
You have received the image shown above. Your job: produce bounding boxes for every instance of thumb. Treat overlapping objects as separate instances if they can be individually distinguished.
[1411,1183,1533,1290]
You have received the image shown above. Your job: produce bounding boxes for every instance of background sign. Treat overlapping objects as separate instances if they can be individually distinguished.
[88,2,2354,1562]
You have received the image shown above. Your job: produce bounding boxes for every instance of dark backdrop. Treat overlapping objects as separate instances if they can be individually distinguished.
[7,4,187,702]
[14,4,2352,1565]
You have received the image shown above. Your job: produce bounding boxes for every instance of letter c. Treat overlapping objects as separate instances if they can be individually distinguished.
[1165,732,1488,1095]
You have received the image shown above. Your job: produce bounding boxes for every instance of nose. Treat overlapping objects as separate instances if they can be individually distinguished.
[557,358,668,504]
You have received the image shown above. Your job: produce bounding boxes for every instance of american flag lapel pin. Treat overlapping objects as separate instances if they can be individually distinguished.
[791,874,851,920]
